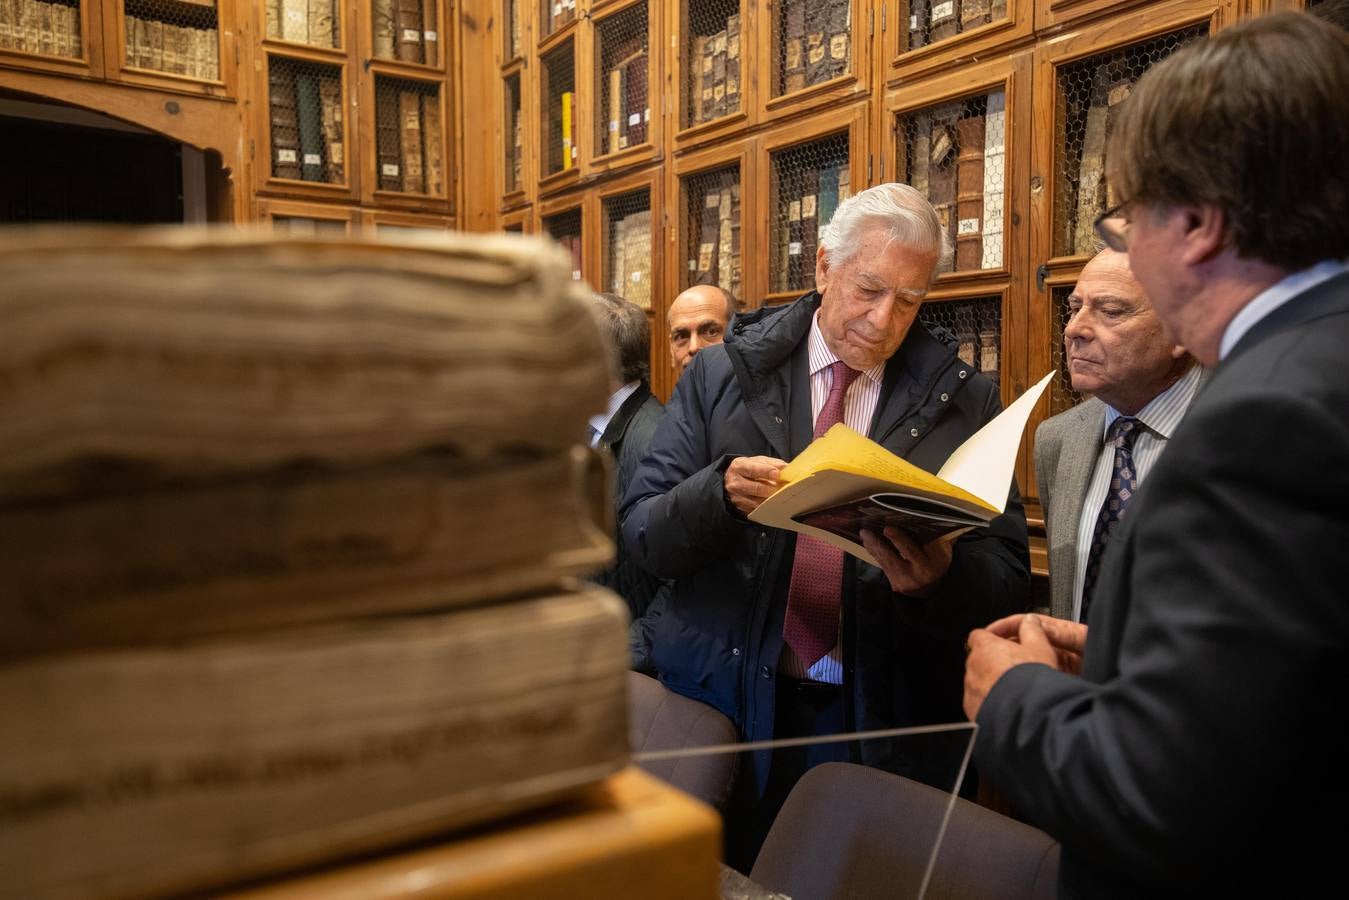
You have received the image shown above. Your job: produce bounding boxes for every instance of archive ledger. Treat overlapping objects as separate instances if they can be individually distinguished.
[751,371,1053,564]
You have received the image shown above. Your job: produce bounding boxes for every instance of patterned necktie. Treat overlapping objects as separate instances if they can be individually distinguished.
[783,360,862,668]
[1080,416,1141,623]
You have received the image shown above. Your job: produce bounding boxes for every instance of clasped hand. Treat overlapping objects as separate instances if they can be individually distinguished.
[962,614,1088,720]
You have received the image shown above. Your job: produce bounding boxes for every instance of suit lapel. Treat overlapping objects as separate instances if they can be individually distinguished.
[1051,399,1106,618]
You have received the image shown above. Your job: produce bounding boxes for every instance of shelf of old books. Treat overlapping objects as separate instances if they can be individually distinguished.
[539,35,579,190]
[115,0,228,91]
[765,0,865,119]
[889,1,1030,79]
[890,69,1018,278]
[538,0,577,44]
[370,73,447,200]
[673,139,748,309]
[757,105,865,305]
[1034,7,1216,273]
[264,54,349,192]
[369,0,443,68]
[0,0,86,66]
[591,0,654,171]
[503,64,527,206]
[263,0,341,51]
[917,291,1005,391]
[672,0,747,148]
[598,177,656,311]
[541,201,585,282]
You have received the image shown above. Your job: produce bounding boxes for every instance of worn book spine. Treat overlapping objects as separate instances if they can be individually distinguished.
[319,74,344,183]
[690,34,707,125]
[161,23,179,73]
[697,188,720,281]
[805,9,826,87]
[1074,66,1112,255]
[699,33,715,121]
[991,0,1008,20]
[608,214,627,295]
[627,210,652,309]
[422,0,439,66]
[270,67,303,180]
[561,90,576,170]
[308,0,335,47]
[265,0,281,40]
[399,90,425,193]
[373,0,395,57]
[16,0,34,53]
[926,125,957,269]
[961,0,991,31]
[282,0,307,43]
[421,91,443,196]
[716,185,734,295]
[801,168,820,274]
[0,587,631,900]
[909,112,931,197]
[0,0,12,50]
[729,180,742,299]
[36,0,50,55]
[784,0,806,94]
[625,50,648,146]
[376,88,402,190]
[955,113,986,271]
[606,64,622,154]
[1101,76,1133,210]
[982,92,1006,269]
[296,72,326,182]
[929,0,959,44]
[68,1,81,56]
[725,14,741,113]
[711,31,727,119]
[826,0,849,81]
[394,0,422,63]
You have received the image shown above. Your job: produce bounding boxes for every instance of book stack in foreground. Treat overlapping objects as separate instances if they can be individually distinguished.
[0,228,634,899]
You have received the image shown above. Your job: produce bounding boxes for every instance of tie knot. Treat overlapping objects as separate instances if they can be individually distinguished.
[829,360,861,394]
[1109,416,1139,448]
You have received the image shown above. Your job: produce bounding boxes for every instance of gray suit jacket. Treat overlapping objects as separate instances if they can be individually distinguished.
[1032,398,1107,620]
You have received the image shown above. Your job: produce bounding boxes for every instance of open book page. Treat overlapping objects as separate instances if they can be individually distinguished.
[936,370,1055,509]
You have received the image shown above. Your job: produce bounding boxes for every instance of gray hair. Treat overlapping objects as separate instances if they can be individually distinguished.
[819,182,952,276]
[592,292,650,385]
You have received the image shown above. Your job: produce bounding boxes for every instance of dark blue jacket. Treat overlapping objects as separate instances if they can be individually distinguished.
[620,293,1030,791]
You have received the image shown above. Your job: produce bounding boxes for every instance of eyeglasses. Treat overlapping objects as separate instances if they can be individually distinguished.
[1093,200,1131,252]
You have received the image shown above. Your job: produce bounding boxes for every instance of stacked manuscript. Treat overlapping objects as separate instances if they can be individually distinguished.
[0,229,631,899]
[0,0,82,58]
[124,15,220,80]
[688,170,742,301]
[265,0,339,49]
[608,207,653,309]
[689,13,740,126]
[780,0,848,94]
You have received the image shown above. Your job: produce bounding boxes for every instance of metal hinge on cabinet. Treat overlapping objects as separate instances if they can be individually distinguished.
[1037,264,1049,292]
[869,9,874,37]
[249,139,254,160]
[882,5,887,32]
[867,155,873,183]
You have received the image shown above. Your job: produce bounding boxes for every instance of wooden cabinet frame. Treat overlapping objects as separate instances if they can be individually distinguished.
[537,190,590,281]
[587,0,662,175]
[500,205,533,232]
[536,30,581,194]
[499,58,531,210]
[759,0,871,125]
[667,134,754,323]
[0,0,107,79]
[254,45,356,201]
[354,0,452,75]
[753,100,868,308]
[357,65,453,212]
[884,0,1032,83]
[360,208,454,230]
[256,196,359,231]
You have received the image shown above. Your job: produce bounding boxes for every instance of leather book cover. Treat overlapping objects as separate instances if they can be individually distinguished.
[690,34,708,125]
[697,188,720,280]
[955,113,986,271]
[269,66,303,180]
[282,0,308,44]
[982,92,1006,269]
[372,0,395,58]
[625,49,648,146]
[399,90,425,193]
[394,0,423,64]
[700,34,715,121]
[784,0,806,94]
[422,91,443,195]
[422,0,440,66]
[376,87,402,190]
[826,0,849,81]
[296,72,326,182]
[926,107,961,270]
[711,31,727,119]
[929,0,960,44]
[962,0,991,31]
[265,0,280,40]
[319,74,345,184]
[717,185,734,296]
[726,14,741,113]
[308,0,336,48]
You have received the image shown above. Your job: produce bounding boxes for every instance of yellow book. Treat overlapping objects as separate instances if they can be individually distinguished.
[750,371,1053,564]
[561,90,575,170]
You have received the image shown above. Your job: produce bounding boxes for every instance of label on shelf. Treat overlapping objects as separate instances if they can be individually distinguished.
[788,200,802,222]
[403,29,421,43]
[932,2,956,23]
[553,3,562,16]
[572,270,582,280]
[830,35,848,61]
[425,31,438,42]
[644,108,651,122]
[788,242,803,256]
[276,149,297,163]
[610,119,620,132]
[688,259,697,271]
[958,218,981,235]
[303,153,322,166]
[911,15,919,33]
[627,112,641,127]
[631,271,642,283]
[802,195,817,218]
[706,194,720,209]
[383,163,400,176]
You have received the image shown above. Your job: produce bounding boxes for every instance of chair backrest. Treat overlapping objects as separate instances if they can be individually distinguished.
[751,762,1060,900]
[627,671,739,810]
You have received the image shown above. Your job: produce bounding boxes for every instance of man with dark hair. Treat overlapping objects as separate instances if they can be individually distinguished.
[965,14,1349,896]
[588,292,665,633]
[1310,0,1348,31]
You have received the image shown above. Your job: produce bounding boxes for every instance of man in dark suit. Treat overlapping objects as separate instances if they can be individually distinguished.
[623,183,1029,866]
[1035,248,1200,621]
[964,13,1349,897]
[588,293,665,643]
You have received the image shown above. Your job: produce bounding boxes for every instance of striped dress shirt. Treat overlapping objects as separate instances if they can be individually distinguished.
[780,312,885,684]
[1070,363,1204,621]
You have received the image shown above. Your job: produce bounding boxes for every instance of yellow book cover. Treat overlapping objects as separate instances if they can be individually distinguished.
[561,90,575,170]
[750,371,1053,564]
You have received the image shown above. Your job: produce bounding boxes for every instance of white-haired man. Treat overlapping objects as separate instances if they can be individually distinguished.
[621,183,1030,867]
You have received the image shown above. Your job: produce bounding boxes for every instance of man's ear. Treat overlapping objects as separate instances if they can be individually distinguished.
[1179,203,1227,267]
[814,245,831,295]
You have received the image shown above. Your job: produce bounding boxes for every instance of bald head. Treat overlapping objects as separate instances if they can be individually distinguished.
[667,284,732,376]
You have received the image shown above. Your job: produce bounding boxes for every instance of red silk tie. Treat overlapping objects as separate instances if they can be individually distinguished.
[782,360,861,668]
